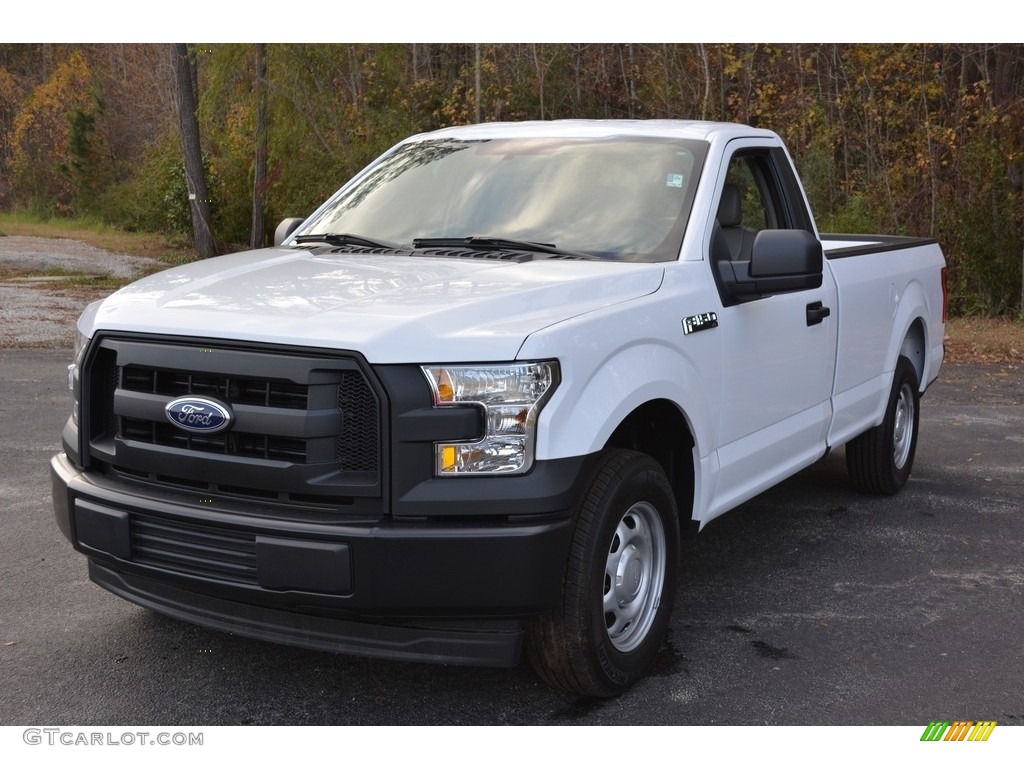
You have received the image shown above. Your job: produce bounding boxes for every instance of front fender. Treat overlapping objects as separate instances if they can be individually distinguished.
[518,263,724,524]
[526,323,718,466]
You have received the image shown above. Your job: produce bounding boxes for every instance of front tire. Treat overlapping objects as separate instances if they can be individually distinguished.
[527,449,679,697]
[846,355,921,495]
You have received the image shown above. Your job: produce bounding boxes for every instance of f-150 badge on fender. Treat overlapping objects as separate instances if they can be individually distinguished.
[165,397,233,434]
[682,312,719,335]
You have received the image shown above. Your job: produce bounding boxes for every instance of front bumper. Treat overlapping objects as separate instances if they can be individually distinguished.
[51,452,578,667]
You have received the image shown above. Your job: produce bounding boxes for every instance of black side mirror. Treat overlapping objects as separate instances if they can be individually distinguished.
[715,229,823,305]
[274,218,306,246]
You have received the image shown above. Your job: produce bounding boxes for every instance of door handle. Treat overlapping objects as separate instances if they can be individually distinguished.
[806,301,831,326]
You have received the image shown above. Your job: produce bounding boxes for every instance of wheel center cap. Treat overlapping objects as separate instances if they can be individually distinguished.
[625,558,643,596]
[616,544,644,601]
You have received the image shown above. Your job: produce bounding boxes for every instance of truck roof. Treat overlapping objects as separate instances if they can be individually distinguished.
[403,119,780,144]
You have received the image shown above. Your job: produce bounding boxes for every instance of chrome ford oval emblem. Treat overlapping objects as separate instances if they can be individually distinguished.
[165,396,233,434]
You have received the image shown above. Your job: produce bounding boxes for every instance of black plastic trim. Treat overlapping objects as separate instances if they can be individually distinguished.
[822,234,939,259]
[769,146,816,232]
[89,562,525,667]
[52,451,580,617]
[376,364,588,519]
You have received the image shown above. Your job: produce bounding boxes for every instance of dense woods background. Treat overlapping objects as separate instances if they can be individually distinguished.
[1,43,1022,315]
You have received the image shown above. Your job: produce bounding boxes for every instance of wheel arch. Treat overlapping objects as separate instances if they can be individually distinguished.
[889,280,934,392]
[898,317,927,391]
[533,340,712,525]
[605,399,697,528]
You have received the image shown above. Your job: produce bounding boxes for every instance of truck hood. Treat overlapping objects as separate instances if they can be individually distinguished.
[85,247,665,362]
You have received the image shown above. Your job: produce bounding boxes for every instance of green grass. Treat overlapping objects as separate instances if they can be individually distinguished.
[41,268,135,290]
[0,266,136,291]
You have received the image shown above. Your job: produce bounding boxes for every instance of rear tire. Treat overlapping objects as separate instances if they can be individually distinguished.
[846,356,920,495]
[527,449,679,697]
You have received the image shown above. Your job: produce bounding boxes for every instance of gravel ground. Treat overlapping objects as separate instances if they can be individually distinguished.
[0,235,157,278]
[0,236,162,348]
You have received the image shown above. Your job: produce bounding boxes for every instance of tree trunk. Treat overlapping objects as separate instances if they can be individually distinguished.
[250,43,268,249]
[171,43,216,258]
[474,43,481,124]
[531,44,545,119]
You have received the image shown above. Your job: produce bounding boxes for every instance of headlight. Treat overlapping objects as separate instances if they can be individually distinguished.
[68,328,90,425]
[421,361,559,475]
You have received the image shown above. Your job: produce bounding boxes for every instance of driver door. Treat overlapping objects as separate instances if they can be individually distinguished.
[708,142,838,515]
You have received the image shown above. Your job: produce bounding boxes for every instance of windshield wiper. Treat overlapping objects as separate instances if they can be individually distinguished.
[293,233,404,250]
[412,236,595,260]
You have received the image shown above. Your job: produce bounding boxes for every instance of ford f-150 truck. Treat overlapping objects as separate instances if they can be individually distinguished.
[51,120,946,697]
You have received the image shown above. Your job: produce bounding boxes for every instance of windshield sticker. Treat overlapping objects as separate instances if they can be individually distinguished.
[666,173,684,188]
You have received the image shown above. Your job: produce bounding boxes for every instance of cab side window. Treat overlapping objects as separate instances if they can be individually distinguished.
[714,151,791,262]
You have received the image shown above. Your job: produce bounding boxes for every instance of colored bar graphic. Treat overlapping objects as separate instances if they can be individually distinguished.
[968,721,997,742]
[921,721,950,741]
[944,721,972,741]
[920,720,997,742]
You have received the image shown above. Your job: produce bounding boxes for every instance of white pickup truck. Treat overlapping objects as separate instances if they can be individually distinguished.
[52,120,946,697]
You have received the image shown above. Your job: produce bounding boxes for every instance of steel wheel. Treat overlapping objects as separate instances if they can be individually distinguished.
[603,501,667,653]
[527,449,679,697]
[846,355,921,495]
[892,381,916,470]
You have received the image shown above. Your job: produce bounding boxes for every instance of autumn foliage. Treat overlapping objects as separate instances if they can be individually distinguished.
[0,43,1022,315]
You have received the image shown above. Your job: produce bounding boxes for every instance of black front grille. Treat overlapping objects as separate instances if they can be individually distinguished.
[122,366,309,409]
[336,371,378,472]
[131,515,257,584]
[82,336,384,508]
[120,417,307,462]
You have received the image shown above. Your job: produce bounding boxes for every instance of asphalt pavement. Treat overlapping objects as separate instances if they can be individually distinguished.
[1,350,1021,726]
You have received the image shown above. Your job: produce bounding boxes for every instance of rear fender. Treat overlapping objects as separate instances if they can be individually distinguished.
[888,279,936,393]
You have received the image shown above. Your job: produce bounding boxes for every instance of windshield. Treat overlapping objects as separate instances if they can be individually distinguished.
[301,136,708,262]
